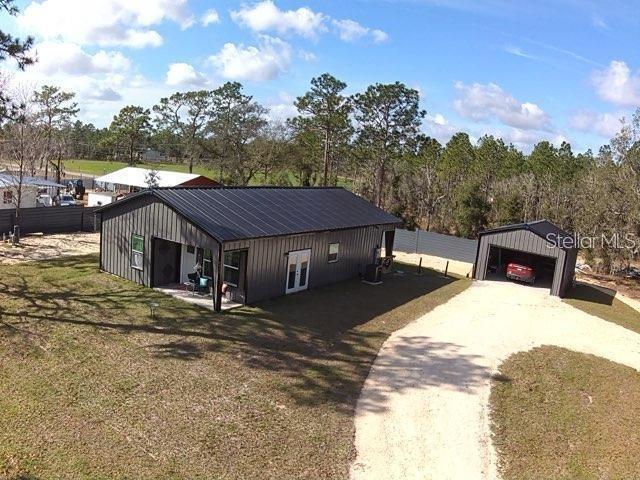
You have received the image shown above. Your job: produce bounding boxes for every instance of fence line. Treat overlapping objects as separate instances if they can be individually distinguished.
[394,228,478,264]
[0,206,100,236]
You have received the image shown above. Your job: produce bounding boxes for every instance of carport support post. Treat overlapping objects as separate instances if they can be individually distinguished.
[444,261,449,278]
[417,257,422,275]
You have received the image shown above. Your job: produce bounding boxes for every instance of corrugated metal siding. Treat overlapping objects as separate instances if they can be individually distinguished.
[0,206,99,235]
[101,196,220,288]
[560,247,578,295]
[474,228,577,297]
[224,225,391,304]
[394,229,478,263]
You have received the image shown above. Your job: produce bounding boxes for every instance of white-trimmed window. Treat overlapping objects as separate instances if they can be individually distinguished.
[328,242,339,263]
[224,251,241,287]
[2,190,13,204]
[131,234,144,270]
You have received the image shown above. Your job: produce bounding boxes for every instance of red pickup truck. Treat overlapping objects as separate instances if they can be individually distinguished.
[506,262,536,284]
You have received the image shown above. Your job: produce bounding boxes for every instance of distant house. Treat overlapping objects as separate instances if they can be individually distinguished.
[141,148,166,163]
[0,172,65,210]
[97,187,400,311]
[94,167,220,194]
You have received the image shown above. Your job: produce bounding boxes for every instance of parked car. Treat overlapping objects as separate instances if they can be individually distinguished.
[56,194,77,207]
[506,261,536,284]
[36,193,52,207]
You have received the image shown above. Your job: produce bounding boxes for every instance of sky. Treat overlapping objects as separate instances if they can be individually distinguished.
[2,0,640,152]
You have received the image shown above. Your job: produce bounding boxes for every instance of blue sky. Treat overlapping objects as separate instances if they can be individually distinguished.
[5,0,640,152]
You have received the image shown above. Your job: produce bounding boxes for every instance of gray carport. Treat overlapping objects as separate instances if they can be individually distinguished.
[473,220,578,297]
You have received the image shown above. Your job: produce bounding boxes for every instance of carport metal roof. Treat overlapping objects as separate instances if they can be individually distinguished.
[479,220,575,250]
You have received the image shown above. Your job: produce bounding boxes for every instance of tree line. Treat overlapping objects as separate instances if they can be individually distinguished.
[2,75,639,273]
[0,0,636,273]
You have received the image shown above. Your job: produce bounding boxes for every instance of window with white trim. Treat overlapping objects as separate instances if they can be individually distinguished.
[2,190,13,204]
[131,234,144,270]
[328,242,339,263]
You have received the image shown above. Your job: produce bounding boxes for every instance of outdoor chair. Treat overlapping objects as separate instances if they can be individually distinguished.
[186,272,199,295]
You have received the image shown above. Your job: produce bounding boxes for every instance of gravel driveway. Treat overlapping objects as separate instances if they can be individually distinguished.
[351,280,640,480]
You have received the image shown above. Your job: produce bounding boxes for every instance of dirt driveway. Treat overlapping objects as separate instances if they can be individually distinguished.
[0,232,100,264]
[351,280,640,480]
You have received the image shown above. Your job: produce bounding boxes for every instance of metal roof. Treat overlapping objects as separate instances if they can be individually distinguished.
[99,187,401,243]
[479,220,576,251]
[94,167,207,188]
[0,173,65,188]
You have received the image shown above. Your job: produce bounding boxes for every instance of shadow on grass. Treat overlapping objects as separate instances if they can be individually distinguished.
[0,254,472,414]
[566,281,616,306]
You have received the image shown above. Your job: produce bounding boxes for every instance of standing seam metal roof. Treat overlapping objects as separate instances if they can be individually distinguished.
[99,187,401,243]
[479,220,576,251]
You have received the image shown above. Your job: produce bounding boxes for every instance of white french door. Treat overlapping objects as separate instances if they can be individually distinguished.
[285,249,311,294]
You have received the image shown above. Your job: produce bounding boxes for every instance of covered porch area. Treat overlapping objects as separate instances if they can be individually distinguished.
[155,284,243,311]
[151,237,247,312]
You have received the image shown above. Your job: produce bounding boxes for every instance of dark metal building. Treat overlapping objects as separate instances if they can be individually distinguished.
[473,220,578,297]
[97,187,400,311]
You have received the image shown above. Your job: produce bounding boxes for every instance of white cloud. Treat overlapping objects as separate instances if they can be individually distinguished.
[231,0,325,39]
[230,1,387,43]
[570,110,622,138]
[503,45,537,60]
[332,19,389,43]
[453,81,551,131]
[201,8,220,26]
[208,36,292,82]
[298,50,317,62]
[424,113,458,143]
[591,60,640,107]
[32,41,130,75]
[267,92,297,121]
[18,0,193,48]
[87,86,122,101]
[371,29,389,44]
[332,19,368,41]
[165,62,208,87]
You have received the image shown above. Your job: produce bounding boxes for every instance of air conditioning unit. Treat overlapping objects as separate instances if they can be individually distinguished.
[364,263,382,284]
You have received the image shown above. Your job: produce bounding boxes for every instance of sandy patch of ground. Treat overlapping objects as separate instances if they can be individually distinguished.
[0,232,99,264]
[394,251,474,277]
[351,280,640,480]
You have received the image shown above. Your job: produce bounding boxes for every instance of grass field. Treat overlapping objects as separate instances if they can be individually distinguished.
[64,159,355,188]
[564,282,640,335]
[0,255,469,479]
[65,159,223,181]
[490,346,640,479]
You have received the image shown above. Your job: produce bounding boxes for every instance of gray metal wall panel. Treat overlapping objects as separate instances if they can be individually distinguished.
[474,227,576,297]
[550,249,565,296]
[101,196,219,288]
[559,247,578,297]
[475,237,489,281]
[393,228,478,263]
[229,225,390,304]
[0,206,100,235]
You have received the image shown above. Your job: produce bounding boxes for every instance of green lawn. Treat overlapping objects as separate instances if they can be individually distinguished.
[490,346,640,480]
[0,255,469,479]
[564,282,640,335]
[64,159,223,181]
[64,159,355,188]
